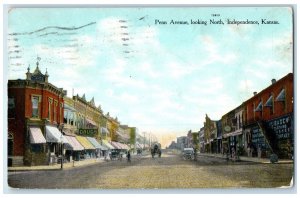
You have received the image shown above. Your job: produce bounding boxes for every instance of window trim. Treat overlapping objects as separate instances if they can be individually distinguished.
[48,97,53,121]
[31,94,42,119]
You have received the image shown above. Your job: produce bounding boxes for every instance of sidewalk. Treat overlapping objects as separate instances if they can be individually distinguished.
[8,158,106,172]
[198,153,293,164]
[8,154,149,172]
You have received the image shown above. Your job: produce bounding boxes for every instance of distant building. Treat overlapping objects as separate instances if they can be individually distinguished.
[177,136,187,150]
[168,141,177,149]
[221,109,236,155]
[216,120,222,154]
[199,127,205,153]
[204,114,217,153]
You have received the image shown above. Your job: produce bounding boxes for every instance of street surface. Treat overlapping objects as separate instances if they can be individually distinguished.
[8,152,293,189]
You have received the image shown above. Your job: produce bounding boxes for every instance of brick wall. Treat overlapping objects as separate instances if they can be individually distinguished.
[244,73,293,125]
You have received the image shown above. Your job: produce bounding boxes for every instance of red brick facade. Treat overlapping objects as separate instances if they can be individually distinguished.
[243,73,293,159]
[244,73,293,125]
[8,64,65,165]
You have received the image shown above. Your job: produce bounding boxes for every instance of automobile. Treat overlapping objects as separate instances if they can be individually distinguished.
[182,148,195,160]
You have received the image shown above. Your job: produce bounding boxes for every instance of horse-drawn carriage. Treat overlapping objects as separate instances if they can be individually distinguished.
[151,142,162,158]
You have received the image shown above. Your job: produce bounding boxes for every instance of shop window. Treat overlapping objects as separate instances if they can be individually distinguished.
[50,143,55,153]
[8,136,13,156]
[31,144,43,153]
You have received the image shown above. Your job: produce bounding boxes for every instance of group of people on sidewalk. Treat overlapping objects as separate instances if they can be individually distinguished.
[104,150,132,162]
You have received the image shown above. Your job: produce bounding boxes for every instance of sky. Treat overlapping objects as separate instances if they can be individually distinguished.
[6,7,293,147]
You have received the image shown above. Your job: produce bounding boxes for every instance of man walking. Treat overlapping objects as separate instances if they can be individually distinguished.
[127,150,131,163]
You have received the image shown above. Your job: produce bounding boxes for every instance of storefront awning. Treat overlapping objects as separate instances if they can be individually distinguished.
[119,142,129,150]
[223,130,243,138]
[29,127,46,144]
[76,136,96,150]
[86,118,97,127]
[116,131,129,141]
[111,141,122,149]
[46,126,68,143]
[64,136,84,151]
[102,140,114,149]
[62,128,76,136]
[86,137,107,150]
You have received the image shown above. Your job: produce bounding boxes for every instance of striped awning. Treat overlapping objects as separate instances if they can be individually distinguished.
[136,143,142,149]
[76,136,95,150]
[111,141,122,149]
[86,137,107,150]
[102,140,114,149]
[64,136,84,151]
[86,118,97,127]
[121,143,130,150]
[29,127,46,144]
[116,131,129,141]
[46,126,68,143]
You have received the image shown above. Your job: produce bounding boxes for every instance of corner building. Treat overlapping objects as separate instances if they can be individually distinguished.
[243,73,293,159]
[8,61,65,166]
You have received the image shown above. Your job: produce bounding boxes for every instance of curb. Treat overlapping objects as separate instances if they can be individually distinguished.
[197,154,293,164]
[8,159,107,172]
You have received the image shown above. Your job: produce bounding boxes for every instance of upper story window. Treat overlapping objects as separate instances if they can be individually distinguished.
[32,95,41,118]
[60,103,63,123]
[54,100,58,122]
[48,98,53,121]
[64,109,68,124]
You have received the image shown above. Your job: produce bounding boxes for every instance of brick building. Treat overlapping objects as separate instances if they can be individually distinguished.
[8,60,66,166]
[243,73,293,159]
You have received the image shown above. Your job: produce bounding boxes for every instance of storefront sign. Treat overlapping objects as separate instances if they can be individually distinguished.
[251,127,267,149]
[224,126,231,132]
[78,129,97,137]
[267,115,292,140]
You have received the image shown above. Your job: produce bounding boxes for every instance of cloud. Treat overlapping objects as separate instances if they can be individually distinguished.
[238,79,254,92]
[258,32,293,62]
[197,35,238,66]
[138,62,161,78]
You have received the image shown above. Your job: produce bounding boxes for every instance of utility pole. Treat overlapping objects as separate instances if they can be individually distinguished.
[143,132,146,150]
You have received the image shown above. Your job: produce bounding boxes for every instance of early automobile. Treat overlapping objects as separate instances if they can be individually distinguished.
[182,148,195,160]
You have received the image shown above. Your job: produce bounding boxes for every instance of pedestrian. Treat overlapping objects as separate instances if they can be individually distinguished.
[247,145,251,157]
[231,147,236,159]
[257,146,262,158]
[127,150,131,163]
[250,145,254,157]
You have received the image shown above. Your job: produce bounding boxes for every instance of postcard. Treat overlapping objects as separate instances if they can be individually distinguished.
[5,6,294,190]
